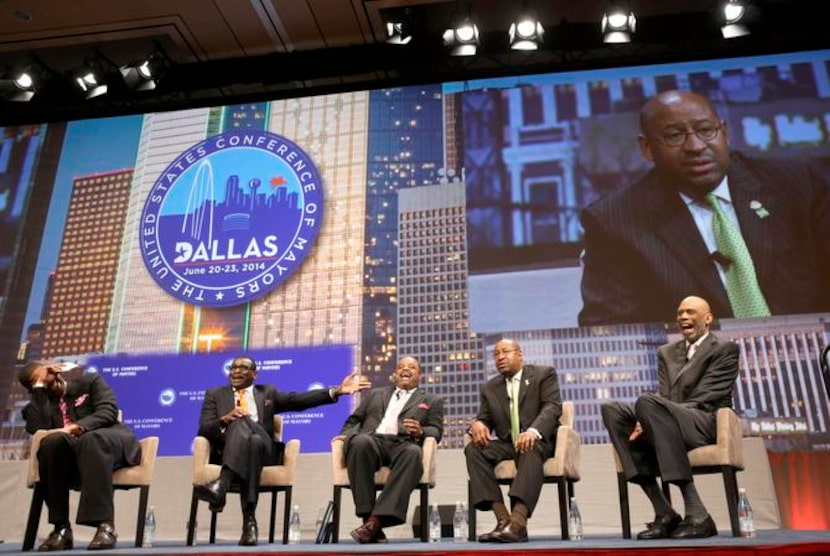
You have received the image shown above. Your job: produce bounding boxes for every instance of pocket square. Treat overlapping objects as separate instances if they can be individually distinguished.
[73,394,88,407]
[418,403,429,409]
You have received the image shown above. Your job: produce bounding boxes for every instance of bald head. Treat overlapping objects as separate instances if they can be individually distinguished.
[676,296,713,342]
[639,90,719,132]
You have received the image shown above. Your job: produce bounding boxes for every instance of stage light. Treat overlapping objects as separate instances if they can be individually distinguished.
[443,17,480,56]
[601,2,637,43]
[0,61,46,102]
[509,16,544,51]
[73,59,108,99]
[721,0,750,38]
[120,50,170,91]
[385,9,413,45]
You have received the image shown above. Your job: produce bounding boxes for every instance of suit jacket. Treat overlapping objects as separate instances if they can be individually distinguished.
[475,365,562,444]
[339,386,444,445]
[579,152,830,326]
[21,373,142,466]
[198,383,335,463]
[657,333,739,414]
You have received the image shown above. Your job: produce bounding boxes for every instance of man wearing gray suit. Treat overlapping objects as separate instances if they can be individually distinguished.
[602,296,739,540]
[465,339,562,543]
[340,356,445,544]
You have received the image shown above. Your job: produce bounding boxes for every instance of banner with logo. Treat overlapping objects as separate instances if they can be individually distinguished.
[89,345,352,456]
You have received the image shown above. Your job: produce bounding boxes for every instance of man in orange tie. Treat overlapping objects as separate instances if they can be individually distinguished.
[196,355,369,546]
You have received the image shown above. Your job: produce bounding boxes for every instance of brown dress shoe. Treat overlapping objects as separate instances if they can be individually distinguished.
[88,523,117,550]
[493,522,528,543]
[477,518,510,542]
[350,520,382,544]
[38,526,73,551]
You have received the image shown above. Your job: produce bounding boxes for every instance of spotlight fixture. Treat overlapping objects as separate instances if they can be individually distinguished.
[721,0,750,38]
[73,58,109,99]
[601,2,637,44]
[0,68,36,102]
[385,9,414,45]
[443,17,480,56]
[120,49,171,91]
[509,16,545,51]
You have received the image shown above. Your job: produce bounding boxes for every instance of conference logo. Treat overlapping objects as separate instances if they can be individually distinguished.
[159,388,177,407]
[139,130,324,307]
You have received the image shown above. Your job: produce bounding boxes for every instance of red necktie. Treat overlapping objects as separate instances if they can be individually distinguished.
[58,397,72,426]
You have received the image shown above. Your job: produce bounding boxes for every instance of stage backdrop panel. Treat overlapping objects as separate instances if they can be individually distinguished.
[88,345,353,456]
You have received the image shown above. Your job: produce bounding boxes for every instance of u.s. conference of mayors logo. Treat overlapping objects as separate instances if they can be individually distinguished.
[139,130,323,307]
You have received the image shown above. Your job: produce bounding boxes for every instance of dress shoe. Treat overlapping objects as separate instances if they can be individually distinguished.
[349,519,382,544]
[477,518,510,542]
[239,516,258,546]
[670,514,718,539]
[637,512,682,540]
[38,526,73,551]
[493,522,528,543]
[88,523,117,550]
[194,478,227,512]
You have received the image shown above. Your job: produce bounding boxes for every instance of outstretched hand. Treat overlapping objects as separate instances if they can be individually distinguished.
[337,369,372,395]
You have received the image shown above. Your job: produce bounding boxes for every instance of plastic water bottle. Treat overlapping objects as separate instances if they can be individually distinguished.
[143,506,156,547]
[568,497,583,541]
[429,503,441,542]
[288,505,301,544]
[452,501,467,542]
[738,488,756,538]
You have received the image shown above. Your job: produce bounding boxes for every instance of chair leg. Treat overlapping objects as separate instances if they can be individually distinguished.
[23,484,45,551]
[722,466,741,537]
[186,491,199,546]
[268,490,277,544]
[617,472,631,539]
[467,480,476,541]
[331,486,342,543]
[134,485,149,547]
[558,477,570,540]
[281,487,292,545]
[419,485,429,542]
[209,509,218,544]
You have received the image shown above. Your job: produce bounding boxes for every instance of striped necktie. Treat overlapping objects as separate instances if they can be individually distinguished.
[705,193,771,318]
[58,397,72,426]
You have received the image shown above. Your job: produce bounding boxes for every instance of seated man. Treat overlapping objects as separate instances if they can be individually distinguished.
[19,360,143,551]
[195,355,368,546]
[602,295,739,539]
[337,356,444,544]
[465,339,562,543]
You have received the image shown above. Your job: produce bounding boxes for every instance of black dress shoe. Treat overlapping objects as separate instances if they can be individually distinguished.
[239,517,258,546]
[493,522,528,543]
[670,514,718,539]
[637,512,682,540]
[38,526,73,551]
[88,523,117,550]
[194,479,227,512]
[477,518,510,542]
[349,520,382,544]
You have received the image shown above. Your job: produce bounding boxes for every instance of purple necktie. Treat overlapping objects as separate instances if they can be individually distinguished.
[58,397,72,426]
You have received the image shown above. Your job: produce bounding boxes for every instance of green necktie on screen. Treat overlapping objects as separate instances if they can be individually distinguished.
[510,377,521,444]
[705,193,771,318]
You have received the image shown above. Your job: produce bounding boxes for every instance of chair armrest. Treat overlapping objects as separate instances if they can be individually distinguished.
[547,425,581,480]
[716,407,744,469]
[27,429,65,487]
[420,436,438,485]
[191,436,213,484]
[331,437,348,485]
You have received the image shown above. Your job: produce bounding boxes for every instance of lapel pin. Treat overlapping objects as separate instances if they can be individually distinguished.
[749,200,769,219]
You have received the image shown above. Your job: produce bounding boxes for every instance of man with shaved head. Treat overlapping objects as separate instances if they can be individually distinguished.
[602,296,739,539]
[579,89,830,326]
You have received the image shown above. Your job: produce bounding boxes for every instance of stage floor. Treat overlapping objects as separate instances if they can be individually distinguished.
[2,530,830,555]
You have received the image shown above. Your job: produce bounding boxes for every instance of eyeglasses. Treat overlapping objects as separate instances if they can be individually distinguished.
[651,122,723,147]
[492,348,519,358]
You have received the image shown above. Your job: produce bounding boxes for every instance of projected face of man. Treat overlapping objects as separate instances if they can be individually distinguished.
[676,296,713,344]
[637,90,731,200]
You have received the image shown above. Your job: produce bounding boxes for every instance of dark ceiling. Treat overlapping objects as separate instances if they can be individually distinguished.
[1,0,827,126]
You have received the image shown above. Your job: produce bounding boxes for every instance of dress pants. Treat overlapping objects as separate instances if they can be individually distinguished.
[464,438,554,517]
[221,417,279,509]
[38,429,132,526]
[345,433,422,525]
[601,392,717,484]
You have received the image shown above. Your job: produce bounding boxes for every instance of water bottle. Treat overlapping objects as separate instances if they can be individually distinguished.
[738,488,756,538]
[288,505,301,544]
[452,501,467,542]
[568,497,583,541]
[428,503,441,542]
[143,506,156,547]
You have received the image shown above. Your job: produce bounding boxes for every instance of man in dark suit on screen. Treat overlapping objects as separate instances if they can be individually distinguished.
[195,355,368,546]
[579,89,830,326]
[465,339,562,543]
[19,360,142,551]
[602,296,738,539]
[339,356,444,544]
